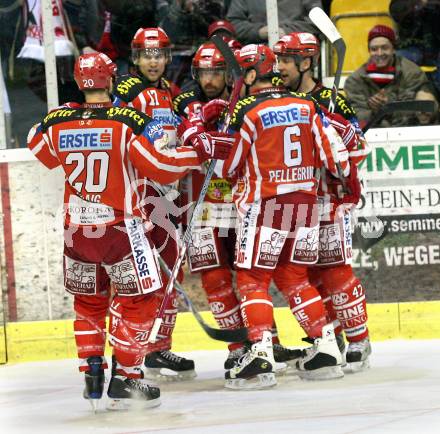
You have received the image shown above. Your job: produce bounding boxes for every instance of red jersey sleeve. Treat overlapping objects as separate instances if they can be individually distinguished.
[128,129,201,185]
[27,123,60,170]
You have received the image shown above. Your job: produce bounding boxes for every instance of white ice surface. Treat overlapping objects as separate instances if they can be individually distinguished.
[1,340,440,434]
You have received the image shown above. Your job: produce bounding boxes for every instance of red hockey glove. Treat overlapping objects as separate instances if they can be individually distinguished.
[192,131,234,162]
[200,99,229,125]
[177,115,206,147]
[339,162,361,206]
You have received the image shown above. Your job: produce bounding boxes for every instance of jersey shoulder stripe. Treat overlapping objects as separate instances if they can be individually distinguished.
[229,95,259,131]
[113,74,145,102]
[41,106,152,136]
[311,87,356,119]
[173,89,199,115]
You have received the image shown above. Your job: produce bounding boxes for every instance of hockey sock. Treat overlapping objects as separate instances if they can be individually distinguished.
[309,268,343,335]
[271,319,281,345]
[202,267,244,351]
[73,294,109,371]
[108,294,159,370]
[274,265,327,339]
[237,269,273,342]
[319,265,369,342]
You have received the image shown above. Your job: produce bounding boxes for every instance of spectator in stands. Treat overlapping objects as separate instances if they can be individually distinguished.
[226,0,322,45]
[158,0,224,86]
[409,89,439,125]
[344,24,434,128]
[390,0,440,95]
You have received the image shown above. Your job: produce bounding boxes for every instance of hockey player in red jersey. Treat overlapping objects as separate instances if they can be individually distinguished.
[27,53,232,409]
[174,42,302,370]
[112,27,196,379]
[216,44,352,388]
[274,32,372,371]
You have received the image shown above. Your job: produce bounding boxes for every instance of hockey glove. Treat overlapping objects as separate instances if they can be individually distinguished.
[192,132,234,162]
[200,99,229,125]
[177,115,206,147]
[338,161,361,206]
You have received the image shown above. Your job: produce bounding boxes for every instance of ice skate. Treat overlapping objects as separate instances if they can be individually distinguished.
[83,356,105,412]
[272,343,304,375]
[224,346,248,370]
[336,333,347,367]
[345,337,371,373]
[106,374,161,411]
[296,324,344,381]
[144,350,196,381]
[225,331,277,390]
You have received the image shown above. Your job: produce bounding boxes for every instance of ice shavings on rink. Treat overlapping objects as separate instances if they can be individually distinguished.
[1,340,440,434]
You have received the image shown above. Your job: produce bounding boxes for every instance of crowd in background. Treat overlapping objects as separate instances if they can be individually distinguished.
[0,0,439,148]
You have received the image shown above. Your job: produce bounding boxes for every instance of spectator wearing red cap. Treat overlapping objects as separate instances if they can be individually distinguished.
[344,23,435,128]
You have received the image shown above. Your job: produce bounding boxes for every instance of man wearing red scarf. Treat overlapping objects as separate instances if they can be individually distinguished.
[345,24,435,128]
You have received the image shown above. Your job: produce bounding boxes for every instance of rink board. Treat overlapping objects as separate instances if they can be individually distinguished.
[1,301,440,364]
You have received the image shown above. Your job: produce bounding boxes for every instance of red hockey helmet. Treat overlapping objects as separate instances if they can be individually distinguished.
[192,42,227,80]
[236,44,278,78]
[74,52,117,90]
[131,27,172,64]
[273,32,320,60]
[207,20,236,39]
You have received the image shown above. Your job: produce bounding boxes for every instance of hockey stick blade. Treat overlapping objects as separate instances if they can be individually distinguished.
[309,7,346,112]
[309,7,341,43]
[158,256,248,343]
[363,100,436,132]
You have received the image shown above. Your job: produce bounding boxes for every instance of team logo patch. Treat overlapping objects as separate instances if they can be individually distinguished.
[318,223,344,265]
[209,301,225,314]
[291,226,319,264]
[188,227,220,272]
[332,292,349,306]
[255,227,287,269]
[105,259,138,295]
[59,128,112,151]
[64,256,97,295]
[144,120,165,142]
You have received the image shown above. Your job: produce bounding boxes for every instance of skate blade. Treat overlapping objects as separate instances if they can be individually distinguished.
[106,397,161,411]
[144,367,197,382]
[344,358,370,374]
[225,373,277,390]
[274,362,288,376]
[297,365,344,381]
[88,399,100,413]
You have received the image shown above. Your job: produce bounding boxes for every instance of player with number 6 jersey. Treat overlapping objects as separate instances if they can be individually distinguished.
[274,32,372,371]
[27,53,232,410]
[216,44,351,388]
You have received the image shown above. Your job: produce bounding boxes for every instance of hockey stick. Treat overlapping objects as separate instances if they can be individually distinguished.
[309,7,346,114]
[148,35,245,343]
[362,100,436,132]
[157,256,248,342]
[309,7,348,187]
